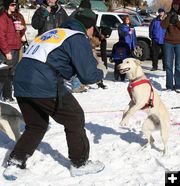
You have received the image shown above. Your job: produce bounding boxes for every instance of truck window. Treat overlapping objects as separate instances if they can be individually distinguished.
[118,14,141,27]
[100,15,120,29]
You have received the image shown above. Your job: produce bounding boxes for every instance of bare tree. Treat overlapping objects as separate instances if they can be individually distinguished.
[151,0,173,12]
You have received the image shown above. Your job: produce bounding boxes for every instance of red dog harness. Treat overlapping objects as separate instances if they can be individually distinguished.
[128,79,154,109]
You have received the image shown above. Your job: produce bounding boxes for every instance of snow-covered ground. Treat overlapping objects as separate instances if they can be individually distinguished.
[0,60,180,186]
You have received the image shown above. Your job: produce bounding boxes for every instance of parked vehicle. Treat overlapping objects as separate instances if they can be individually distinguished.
[95,11,151,60]
[20,8,151,60]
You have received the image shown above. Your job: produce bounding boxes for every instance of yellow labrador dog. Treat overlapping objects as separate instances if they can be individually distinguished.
[118,58,170,154]
[0,102,22,141]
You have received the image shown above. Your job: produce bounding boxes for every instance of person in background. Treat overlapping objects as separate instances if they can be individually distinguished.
[149,8,166,71]
[15,3,27,60]
[0,0,25,102]
[161,0,180,93]
[98,26,112,69]
[69,0,91,18]
[110,38,131,81]
[99,29,107,69]
[32,0,68,36]
[90,29,108,89]
[3,8,106,180]
[118,15,136,53]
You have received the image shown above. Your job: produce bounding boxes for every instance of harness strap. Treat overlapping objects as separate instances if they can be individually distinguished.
[128,79,154,109]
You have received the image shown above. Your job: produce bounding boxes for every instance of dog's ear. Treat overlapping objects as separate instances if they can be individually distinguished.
[134,59,142,65]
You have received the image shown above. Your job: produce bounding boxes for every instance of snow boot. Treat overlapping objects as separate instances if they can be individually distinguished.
[70,160,105,177]
[3,158,26,181]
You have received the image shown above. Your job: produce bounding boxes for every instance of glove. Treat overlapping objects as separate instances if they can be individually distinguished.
[170,14,179,25]
[97,61,108,78]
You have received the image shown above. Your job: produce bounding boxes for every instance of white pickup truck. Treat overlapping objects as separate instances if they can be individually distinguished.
[20,8,151,60]
[95,11,151,60]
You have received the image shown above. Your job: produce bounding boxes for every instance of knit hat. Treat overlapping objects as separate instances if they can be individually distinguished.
[79,0,91,9]
[75,8,96,29]
[158,8,165,13]
[172,0,180,5]
[3,0,16,10]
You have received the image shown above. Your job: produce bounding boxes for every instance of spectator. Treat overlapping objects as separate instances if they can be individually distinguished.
[118,15,136,52]
[90,32,108,89]
[32,0,68,36]
[98,26,112,69]
[110,39,131,81]
[161,0,180,93]
[3,8,106,180]
[15,3,27,60]
[0,0,26,102]
[69,0,91,18]
[149,8,166,71]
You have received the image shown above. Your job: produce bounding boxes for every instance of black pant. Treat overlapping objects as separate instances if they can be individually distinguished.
[152,40,165,69]
[0,50,19,100]
[0,69,12,99]
[100,39,107,69]
[10,92,90,167]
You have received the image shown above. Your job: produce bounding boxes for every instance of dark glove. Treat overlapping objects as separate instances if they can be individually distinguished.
[97,80,108,89]
[170,14,179,25]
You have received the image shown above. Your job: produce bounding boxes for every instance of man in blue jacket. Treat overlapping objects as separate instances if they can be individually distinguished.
[3,9,106,180]
[149,8,166,71]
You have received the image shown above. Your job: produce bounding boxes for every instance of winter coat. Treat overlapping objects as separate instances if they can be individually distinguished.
[0,11,25,55]
[149,16,166,44]
[13,19,103,98]
[111,41,131,63]
[118,24,136,50]
[32,4,68,36]
[161,14,180,44]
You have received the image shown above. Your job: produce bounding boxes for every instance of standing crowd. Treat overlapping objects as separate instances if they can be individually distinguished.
[0,0,179,181]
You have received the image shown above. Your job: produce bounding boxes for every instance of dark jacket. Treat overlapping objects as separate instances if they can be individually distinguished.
[111,41,131,63]
[32,4,68,36]
[13,19,103,98]
[118,24,136,50]
[149,16,166,44]
[0,11,25,55]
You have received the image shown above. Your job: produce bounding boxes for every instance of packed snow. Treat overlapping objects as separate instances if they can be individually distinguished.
[0,60,180,186]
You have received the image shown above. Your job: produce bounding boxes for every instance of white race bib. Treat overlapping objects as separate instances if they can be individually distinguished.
[23,28,84,63]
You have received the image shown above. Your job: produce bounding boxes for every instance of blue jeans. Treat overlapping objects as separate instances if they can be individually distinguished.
[164,42,180,90]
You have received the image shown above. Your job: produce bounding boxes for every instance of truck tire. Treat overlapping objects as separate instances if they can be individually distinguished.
[133,40,150,61]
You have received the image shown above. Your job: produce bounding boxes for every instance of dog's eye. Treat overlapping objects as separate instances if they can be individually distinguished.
[126,61,129,63]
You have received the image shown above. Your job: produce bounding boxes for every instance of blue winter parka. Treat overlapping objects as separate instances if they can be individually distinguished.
[118,24,136,50]
[149,16,166,44]
[13,19,103,98]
